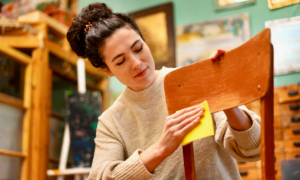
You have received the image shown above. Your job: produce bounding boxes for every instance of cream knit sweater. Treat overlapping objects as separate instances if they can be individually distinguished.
[88,67,261,180]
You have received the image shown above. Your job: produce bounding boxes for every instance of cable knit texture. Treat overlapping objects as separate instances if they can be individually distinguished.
[88,67,261,180]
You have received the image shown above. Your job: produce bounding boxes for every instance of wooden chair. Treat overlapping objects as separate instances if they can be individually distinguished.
[164,28,274,180]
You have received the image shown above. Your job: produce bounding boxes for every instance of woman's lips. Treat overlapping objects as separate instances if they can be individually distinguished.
[135,68,148,77]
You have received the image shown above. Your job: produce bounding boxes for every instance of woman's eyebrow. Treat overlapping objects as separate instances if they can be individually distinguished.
[131,39,140,49]
[111,39,140,63]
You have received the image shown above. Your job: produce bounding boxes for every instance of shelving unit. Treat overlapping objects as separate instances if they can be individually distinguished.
[238,84,300,180]
[0,11,109,180]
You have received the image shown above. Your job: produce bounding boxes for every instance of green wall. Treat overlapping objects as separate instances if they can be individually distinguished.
[78,0,300,90]
[1,0,14,3]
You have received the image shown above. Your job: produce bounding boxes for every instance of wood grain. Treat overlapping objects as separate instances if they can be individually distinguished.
[0,36,40,48]
[164,28,271,115]
[29,48,51,180]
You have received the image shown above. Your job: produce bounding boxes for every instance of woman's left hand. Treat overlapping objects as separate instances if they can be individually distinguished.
[209,49,227,60]
[209,49,253,131]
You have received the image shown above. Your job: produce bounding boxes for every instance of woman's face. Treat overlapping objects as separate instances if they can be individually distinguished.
[102,27,157,92]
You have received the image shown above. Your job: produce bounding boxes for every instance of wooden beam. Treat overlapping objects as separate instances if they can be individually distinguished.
[0,36,40,48]
[97,78,110,111]
[51,112,65,122]
[0,28,31,36]
[29,48,51,180]
[50,65,99,90]
[41,68,52,180]
[17,11,68,39]
[0,92,25,110]
[44,39,107,79]
[44,38,77,61]
[21,63,33,180]
[0,149,26,158]
[70,0,78,15]
[0,44,31,65]
[31,23,48,40]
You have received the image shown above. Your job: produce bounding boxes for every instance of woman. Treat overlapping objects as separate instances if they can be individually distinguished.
[67,3,261,180]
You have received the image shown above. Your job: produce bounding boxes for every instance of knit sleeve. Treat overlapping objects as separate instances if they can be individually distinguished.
[88,117,153,180]
[213,105,261,162]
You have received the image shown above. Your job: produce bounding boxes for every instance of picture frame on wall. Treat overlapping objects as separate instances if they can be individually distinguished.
[128,2,176,70]
[265,16,300,75]
[214,0,255,11]
[267,0,300,10]
[176,13,251,67]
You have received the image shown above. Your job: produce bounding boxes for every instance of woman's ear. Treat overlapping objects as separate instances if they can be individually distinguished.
[103,68,114,76]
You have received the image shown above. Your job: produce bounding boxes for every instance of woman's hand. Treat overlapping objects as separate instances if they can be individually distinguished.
[208,49,252,131]
[140,105,204,173]
[209,49,227,60]
[157,105,204,156]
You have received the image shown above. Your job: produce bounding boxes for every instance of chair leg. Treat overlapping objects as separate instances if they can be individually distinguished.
[183,143,196,180]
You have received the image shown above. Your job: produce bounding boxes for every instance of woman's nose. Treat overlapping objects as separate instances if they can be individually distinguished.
[131,56,142,69]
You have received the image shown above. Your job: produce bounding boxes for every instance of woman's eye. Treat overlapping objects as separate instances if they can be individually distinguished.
[117,59,125,65]
[135,45,143,52]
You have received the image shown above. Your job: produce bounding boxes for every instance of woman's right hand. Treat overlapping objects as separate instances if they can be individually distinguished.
[140,105,204,172]
[157,105,205,157]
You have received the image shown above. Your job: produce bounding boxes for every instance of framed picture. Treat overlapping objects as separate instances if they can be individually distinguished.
[129,2,176,70]
[176,13,250,67]
[265,16,300,75]
[214,0,255,11]
[267,0,300,10]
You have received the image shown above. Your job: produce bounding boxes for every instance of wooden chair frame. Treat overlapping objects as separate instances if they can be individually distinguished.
[164,28,274,179]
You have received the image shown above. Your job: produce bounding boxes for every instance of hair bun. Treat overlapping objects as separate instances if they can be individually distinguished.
[67,3,113,58]
[83,3,112,22]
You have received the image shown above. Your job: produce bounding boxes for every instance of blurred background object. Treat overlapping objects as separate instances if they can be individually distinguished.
[1,0,76,26]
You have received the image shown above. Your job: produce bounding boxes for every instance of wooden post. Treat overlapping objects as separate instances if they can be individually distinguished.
[183,143,196,180]
[97,78,110,111]
[21,62,33,180]
[260,44,275,179]
[29,48,51,180]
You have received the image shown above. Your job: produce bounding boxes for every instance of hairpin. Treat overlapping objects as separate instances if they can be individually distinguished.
[84,22,94,33]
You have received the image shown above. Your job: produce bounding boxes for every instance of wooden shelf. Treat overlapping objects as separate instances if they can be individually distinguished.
[0,92,25,110]
[17,11,68,39]
[0,10,110,180]
[0,149,26,158]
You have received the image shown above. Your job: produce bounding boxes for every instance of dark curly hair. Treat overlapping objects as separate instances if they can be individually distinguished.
[67,3,144,69]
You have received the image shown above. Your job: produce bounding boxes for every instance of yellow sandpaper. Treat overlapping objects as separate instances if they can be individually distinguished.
[181,101,215,146]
